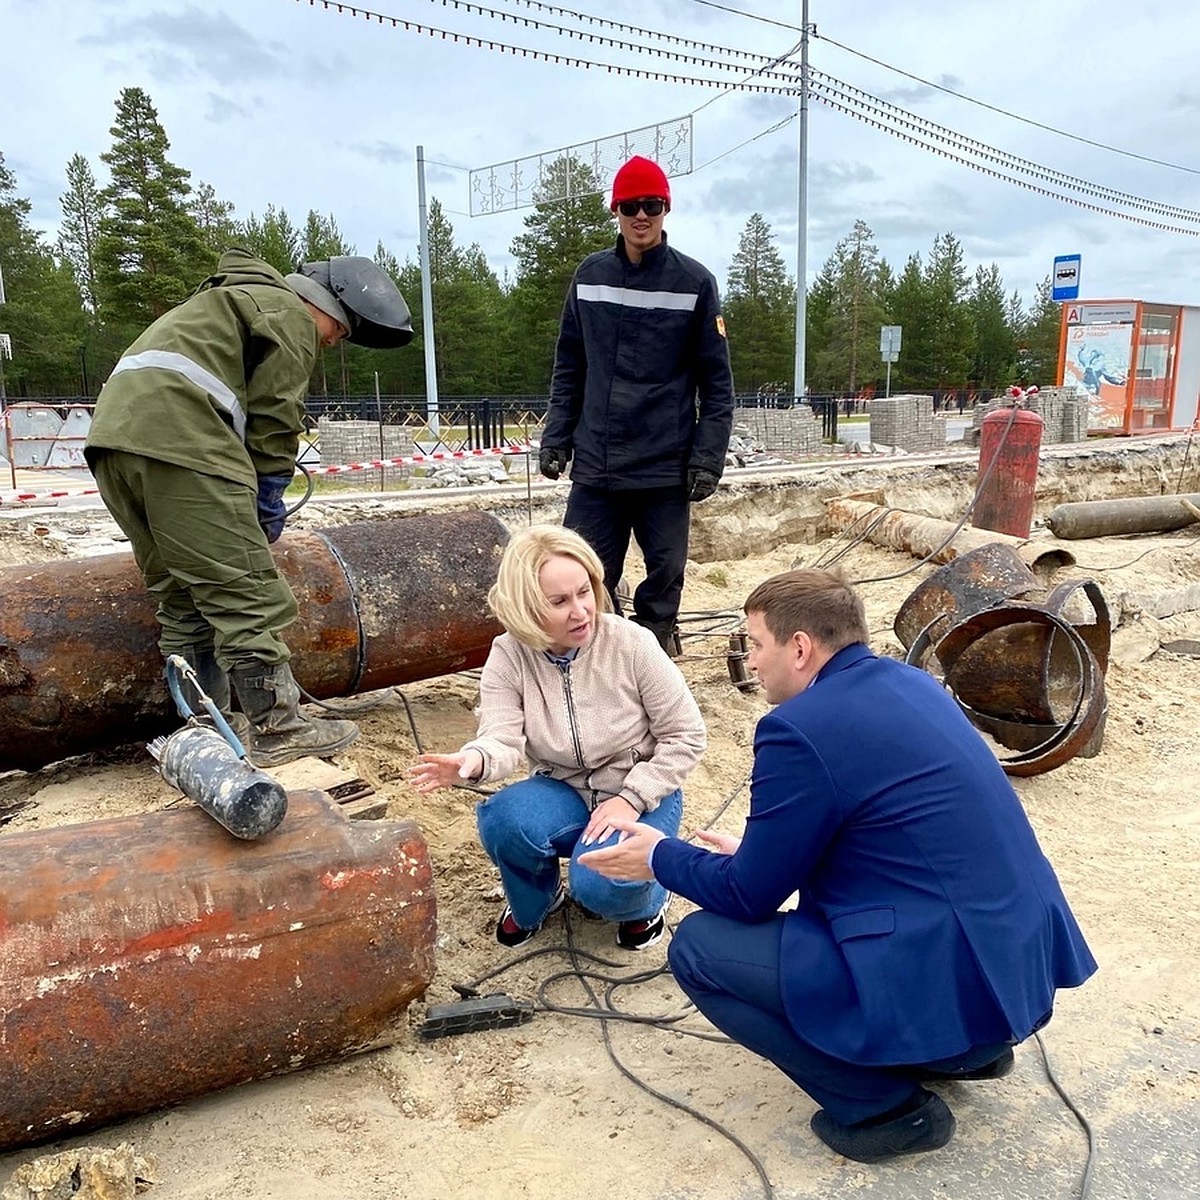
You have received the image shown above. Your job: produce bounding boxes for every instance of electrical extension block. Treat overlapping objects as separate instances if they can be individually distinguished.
[418,993,535,1040]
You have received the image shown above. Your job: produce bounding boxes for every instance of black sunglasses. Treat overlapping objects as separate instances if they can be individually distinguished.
[617,198,666,217]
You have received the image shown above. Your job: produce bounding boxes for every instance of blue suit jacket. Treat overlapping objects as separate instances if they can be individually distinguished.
[654,644,1097,1066]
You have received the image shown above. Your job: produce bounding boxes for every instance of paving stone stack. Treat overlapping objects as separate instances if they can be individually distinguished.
[868,395,947,452]
[731,405,824,456]
[317,418,416,486]
[969,387,1089,446]
[1028,386,1089,443]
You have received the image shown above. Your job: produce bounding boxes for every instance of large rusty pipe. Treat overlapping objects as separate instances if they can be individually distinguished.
[1044,493,1200,539]
[0,790,436,1151]
[824,498,1074,572]
[0,512,508,772]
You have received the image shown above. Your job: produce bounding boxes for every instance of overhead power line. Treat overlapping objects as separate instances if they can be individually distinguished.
[683,0,804,34]
[814,31,1200,177]
[293,0,1200,233]
[421,0,1200,178]
[679,0,1200,176]
[438,0,775,62]
[291,0,800,96]
[806,70,1200,225]
[809,88,1200,237]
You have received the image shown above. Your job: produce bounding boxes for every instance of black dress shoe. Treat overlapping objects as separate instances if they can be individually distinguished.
[917,1046,1015,1082]
[811,1091,955,1163]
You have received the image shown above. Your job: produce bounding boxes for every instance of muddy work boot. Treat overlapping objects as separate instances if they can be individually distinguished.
[173,648,253,744]
[230,661,359,768]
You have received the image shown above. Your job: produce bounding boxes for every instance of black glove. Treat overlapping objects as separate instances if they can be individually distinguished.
[256,473,292,543]
[687,467,720,503]
[539,446,570,480]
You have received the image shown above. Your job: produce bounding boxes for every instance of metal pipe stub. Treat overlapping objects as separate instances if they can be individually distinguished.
[726,631,758,693]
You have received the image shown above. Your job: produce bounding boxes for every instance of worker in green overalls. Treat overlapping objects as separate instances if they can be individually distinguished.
[85,249,413,767]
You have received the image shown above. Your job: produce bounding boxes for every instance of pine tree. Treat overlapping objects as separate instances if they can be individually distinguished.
[508,154,615,392]
[0,153,88,395]
[884,254,932,391]
[969,263,1016,388]
[1023,276,1063,384]
[302,211,354,261]
[421,199,507,395]
[805,264,836,394]
[723,213,794,394]
[240,205,301,275]
[94,87,208,327]
[923,233,974,388]
[811,220,888,395]
[192,181,238,262]
[58,153,104,314]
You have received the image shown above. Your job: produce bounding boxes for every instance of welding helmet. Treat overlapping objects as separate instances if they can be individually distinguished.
[287,257,414,349]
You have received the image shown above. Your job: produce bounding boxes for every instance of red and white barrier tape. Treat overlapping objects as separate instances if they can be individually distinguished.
[0,443,533,505]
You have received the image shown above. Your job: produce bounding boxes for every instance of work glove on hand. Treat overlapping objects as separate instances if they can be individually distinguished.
[538,446,570,481]
[687,467,720,503]
[256,473,292,544]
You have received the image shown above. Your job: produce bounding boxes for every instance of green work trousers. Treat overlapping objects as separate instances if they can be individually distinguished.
[90,450,297,669]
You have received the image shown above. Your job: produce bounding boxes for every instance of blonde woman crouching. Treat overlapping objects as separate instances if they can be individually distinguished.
[408,524,706,950]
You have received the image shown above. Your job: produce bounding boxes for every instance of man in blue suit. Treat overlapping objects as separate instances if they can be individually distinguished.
[581,568,1096,1163]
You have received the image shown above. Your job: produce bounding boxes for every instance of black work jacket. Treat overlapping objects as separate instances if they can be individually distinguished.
[544,234,735,490]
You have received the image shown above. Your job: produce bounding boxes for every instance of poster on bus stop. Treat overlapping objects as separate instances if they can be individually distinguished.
[1061,322,1132,431]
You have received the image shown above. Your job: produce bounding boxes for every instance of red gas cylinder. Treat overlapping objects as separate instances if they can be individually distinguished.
[972,402,1045,538]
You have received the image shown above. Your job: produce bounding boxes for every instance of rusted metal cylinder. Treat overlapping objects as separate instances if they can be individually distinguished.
[893,542,1041,651]
[0,512,508,771]
[824,498,1073,572]
[0,789,436,1152]
[1045,493,1200,539]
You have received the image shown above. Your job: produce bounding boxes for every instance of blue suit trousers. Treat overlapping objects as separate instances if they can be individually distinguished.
[669,911,1011,1125]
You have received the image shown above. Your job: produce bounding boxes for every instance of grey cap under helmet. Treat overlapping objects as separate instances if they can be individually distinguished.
[286,257,414,349]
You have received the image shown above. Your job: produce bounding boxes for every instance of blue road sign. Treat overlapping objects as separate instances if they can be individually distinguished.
[1052,254,1081,302]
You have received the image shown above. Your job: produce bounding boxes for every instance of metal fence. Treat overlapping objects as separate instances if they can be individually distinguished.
[2,388,1002,481]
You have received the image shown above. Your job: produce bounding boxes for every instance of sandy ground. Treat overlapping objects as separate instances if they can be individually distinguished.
[1,492,1199,1200]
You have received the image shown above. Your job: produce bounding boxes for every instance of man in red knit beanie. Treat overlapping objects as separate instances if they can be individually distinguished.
[539,155,734,655]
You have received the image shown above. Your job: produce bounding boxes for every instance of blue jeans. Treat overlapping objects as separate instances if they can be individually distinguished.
[669,911,1012,1125]
[476,776,682,929]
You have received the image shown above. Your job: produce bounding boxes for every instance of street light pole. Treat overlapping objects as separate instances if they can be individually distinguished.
[416,145,441,438]
[792,0,811,402]
[0,264,15,488]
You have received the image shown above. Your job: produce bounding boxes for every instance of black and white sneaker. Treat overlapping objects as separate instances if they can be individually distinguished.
[495,886,565,949]
[616,902,668,951]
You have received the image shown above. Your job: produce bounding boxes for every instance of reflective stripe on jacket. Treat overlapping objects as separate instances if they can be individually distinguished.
[85,249,319,487]
[545,234,735,490]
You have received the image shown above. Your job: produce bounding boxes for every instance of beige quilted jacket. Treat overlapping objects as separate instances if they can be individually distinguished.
[462,614,706,812]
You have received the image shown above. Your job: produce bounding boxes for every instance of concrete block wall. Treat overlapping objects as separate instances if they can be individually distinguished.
[868,394,947,452]
[732,405,824,455]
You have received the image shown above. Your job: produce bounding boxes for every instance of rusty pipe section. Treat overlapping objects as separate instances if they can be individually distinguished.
[1045,493,1200,539]
[0,512,508,772]
[894,545,1111,776]
[824,498,1074,573]
[0,790,436,1151]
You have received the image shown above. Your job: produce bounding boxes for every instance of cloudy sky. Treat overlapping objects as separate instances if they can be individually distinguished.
[5,0,1200,314]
